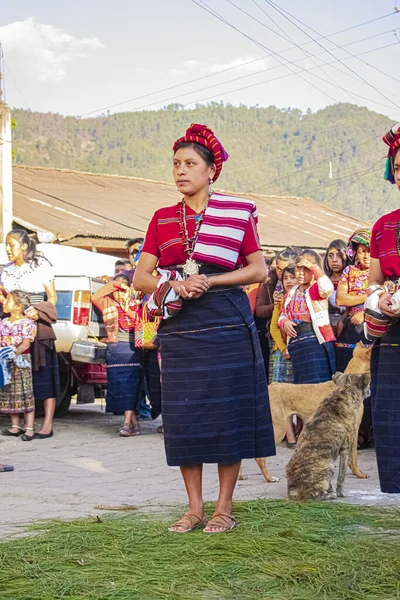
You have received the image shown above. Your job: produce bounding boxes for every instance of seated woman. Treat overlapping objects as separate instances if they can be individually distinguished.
[91,272,142,437]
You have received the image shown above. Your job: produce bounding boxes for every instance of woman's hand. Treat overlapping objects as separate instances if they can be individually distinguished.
[378,292,400,318]
[170,275,209,299]
[283,320,297,338]
[282,348,291,359]
[350,311,364,326]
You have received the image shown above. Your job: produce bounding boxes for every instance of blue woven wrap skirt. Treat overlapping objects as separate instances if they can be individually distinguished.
[106,341,141,413]
[157,288,276,467]
[33,346,61,402]
[288,333,336,384]
[370,322,400,493]
[335,319,371,373]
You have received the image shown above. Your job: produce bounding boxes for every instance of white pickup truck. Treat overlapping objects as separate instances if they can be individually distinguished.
[53,274,107,416]
[0,243,119,416]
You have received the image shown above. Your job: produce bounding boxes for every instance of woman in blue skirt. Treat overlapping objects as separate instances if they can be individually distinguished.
[279,250,336,384]
[91,272,142,437]
[364,122,400,494]
[134,124,275,534]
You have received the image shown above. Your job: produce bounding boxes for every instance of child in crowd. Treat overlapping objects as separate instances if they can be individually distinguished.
[278,250,336,384]
[0,291,37,441]
[269,265,298,446]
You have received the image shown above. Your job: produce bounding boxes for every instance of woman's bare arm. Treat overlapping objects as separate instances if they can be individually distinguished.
[368,258,385,287]
[336,280,367,307]
[44,282,57,306]
[132,252,160,293]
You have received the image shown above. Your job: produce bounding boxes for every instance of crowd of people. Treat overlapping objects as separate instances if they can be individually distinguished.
[1,121,399,531]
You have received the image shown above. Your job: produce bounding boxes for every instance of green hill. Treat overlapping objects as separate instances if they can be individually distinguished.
[11,102,396,222]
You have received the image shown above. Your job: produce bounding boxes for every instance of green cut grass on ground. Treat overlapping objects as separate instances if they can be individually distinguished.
[0,500,399,600]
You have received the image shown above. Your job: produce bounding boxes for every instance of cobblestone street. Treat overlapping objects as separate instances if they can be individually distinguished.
[1,404,398,537]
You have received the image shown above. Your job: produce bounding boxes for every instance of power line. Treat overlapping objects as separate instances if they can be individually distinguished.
[3,60,31,111]
[178,41,399,114]
[190,0,400,114]
[79,10,399,117]
[245,0,363,106]
[246,133,383,193]
[194,0,339,103]
[264,0,400,109]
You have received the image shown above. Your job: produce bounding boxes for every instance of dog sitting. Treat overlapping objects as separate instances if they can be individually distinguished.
[286,372,371,500]
[239,343,371,483]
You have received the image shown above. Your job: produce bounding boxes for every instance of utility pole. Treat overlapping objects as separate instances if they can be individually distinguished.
[0,44,13,242]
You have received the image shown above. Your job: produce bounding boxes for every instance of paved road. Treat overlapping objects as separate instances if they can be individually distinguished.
[0,404,398,537]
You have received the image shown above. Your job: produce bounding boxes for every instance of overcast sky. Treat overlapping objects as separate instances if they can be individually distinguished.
[1,0,400,120]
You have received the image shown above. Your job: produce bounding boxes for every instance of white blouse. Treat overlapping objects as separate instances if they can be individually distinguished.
[1,257,55,294]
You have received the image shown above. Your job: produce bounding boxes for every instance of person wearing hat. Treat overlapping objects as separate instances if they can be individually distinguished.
[335,229,372,374]
[278,249,336,385]
[133,124,275,533]
[364,123,400,494]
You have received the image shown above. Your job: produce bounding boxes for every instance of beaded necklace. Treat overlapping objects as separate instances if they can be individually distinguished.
[177,199,207,278]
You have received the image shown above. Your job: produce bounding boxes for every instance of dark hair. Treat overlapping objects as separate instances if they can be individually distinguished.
[7,229,39,263]
[323,239,348,276]
[115,259,131,267]
[276,247,299,264]
[113,271,133,286]
[173,141,214,167]
[126,238,144,250]
[296,249,322,268]
[8,290,31,313]
[281,266,296,292]
[282,265,296,279]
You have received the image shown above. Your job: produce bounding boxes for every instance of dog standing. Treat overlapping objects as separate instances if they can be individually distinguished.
[286,373,370,500]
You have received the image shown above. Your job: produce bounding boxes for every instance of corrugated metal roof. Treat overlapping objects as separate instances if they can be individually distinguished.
[12,165,370,249]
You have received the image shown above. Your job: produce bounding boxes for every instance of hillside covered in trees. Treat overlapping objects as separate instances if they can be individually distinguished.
[11,102,395,222]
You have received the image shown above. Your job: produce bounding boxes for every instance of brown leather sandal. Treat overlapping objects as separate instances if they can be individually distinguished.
[203,513,236,534]
[168,512,206,533]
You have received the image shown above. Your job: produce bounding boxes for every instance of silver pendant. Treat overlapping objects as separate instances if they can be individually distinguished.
[183,258,200,278]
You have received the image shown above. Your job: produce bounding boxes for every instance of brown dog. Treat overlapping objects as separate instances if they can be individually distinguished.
[286,372,371,500]
[239,343,371,483]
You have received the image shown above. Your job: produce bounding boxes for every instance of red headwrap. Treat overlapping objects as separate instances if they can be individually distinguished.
[383,123,400,184]
[172,123,229,182]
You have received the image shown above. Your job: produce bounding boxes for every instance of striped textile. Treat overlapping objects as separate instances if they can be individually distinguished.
[0,359,35,414]
[370,321,400,493]
[288,334,336,384]
[335,320,371,374]
[192,193,259,271]
[106,341,141,413]
[157,287,275,466]
[32,346,61,402]
[269,348,293,383]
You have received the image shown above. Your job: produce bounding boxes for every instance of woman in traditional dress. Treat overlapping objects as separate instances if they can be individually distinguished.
[364,123,400,494]
[269,265,298,446]
[0,230,60,438]
[279,250,336,384]
[335,229,371,373]
[91,271,142,437]
[323,239,349,336]
[133,124,275,534]
[256,247,297,383]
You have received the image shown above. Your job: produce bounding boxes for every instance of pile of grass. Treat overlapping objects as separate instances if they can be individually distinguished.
[0,500,399,600]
